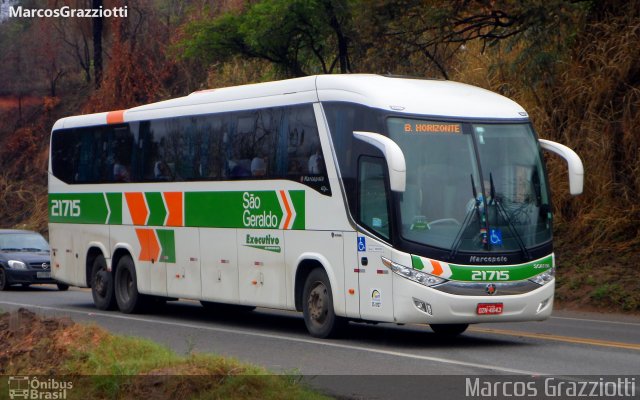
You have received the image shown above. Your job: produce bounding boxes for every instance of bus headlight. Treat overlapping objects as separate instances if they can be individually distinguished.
[8,260,27,269]
[381,257,446,287]
[529,268,555,286]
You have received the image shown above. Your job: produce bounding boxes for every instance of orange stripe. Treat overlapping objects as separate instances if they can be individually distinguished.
[135,229,160,262]
[106,110,126,124]
[279,190,292,229]
[163,192,183,227]
[125,192,148,226]
[429,260,443,276]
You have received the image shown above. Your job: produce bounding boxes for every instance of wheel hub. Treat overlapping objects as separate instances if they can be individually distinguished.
[308,283,328,323]
[95,270,107,296]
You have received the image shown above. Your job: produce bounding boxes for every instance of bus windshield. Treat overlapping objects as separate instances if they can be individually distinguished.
[388,118,552,253]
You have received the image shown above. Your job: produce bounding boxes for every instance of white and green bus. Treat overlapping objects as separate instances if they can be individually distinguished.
[49,75,583,337]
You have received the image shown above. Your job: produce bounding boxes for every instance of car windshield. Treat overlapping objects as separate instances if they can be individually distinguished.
[0,233,50,252]
[388,118,551,253]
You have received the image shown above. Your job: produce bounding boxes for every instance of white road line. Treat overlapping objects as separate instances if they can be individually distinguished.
[550,315,640,327]
[0,300,545,376]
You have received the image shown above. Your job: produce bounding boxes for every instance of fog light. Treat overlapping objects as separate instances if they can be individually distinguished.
[413,298,432,315]
[537,297,551,313]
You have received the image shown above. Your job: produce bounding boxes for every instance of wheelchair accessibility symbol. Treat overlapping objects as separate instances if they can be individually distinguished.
[489,229,503,246]
[357,237,366,252]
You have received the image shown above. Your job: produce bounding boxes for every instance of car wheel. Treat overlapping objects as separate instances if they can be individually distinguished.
[91,254,117,310]
[56,283,69,291]
[0,267,9,291]
[302,268,345,338]
[430,323,469,336]
[114,255,147,313]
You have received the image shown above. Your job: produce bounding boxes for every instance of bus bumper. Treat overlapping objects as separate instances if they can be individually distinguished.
[393,276,555,324]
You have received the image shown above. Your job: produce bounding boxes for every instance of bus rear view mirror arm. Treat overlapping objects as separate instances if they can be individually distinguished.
[354,131,406,192]
[539,139,584,195]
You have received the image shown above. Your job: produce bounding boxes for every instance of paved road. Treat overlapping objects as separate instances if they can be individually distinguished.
[1,285,639,399]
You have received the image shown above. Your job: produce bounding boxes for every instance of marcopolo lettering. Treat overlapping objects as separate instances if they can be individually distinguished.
[469,256,508,264]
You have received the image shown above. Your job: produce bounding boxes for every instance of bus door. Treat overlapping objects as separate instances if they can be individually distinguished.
[238,229,286,308]
[357,157,395,322]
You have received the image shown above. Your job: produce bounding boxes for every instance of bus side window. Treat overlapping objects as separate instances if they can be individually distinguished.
[281,105,331,195]
[358,157,390,240]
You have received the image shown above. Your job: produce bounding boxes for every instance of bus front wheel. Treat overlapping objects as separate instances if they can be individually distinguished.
[114,255,147,313]
[430,323,469,336]
[91,254,117,310]
[302,268,345,338]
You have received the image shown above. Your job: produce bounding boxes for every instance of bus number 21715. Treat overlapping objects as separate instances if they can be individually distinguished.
[51,199,81,217]
[471,270,509,281]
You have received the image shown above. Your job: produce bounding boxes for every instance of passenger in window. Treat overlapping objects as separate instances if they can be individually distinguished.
[308,148,324,174]
[251,157,267,177]
[113,156,130,182]
[154,160,173,181]
[229,160,251,178]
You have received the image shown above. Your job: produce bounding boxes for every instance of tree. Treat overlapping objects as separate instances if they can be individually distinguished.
[53,6,93,84]
[179,0,355,78]
[93,0,104,88]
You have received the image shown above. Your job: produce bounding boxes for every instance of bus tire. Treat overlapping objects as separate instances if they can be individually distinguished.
[302,268,345,338]
[114,255,147,314]
[91,254,117,310]
[430,323,469,336]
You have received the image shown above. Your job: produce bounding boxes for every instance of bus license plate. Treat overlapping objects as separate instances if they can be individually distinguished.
[37,271,51,279]
[477,303,503,315]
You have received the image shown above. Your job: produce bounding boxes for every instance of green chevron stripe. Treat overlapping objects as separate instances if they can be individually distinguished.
[145,192,167,226]
[156,229,176,263]
[106,193,122,224]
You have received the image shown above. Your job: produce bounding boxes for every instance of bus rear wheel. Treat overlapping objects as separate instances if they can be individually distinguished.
[429,323,469,336]
[302,268,345,338]
[91,254,117,310]
[114,255,147,313]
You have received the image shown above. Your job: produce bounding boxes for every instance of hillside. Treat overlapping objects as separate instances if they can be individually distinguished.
[0,0,638,312]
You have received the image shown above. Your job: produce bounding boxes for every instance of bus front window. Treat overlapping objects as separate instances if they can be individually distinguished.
[387,118,552,253]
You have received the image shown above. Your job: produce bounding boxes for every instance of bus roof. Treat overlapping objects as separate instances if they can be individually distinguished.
[52,74,527,130]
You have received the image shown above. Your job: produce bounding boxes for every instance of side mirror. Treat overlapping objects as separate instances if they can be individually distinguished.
[354,131,406,192]
[539,139,584,195]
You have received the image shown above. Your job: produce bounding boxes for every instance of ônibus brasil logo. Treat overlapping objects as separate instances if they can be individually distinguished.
[8,376,73,399]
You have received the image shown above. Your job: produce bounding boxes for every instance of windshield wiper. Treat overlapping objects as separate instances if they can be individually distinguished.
[489,173,531,260]
[449,174,484,260]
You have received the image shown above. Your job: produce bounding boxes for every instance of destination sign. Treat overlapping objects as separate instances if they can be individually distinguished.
[403,122,461,134]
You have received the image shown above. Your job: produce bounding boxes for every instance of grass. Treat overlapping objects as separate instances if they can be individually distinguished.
[62,326,329,399]
[0,316,330,400]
